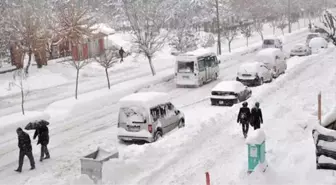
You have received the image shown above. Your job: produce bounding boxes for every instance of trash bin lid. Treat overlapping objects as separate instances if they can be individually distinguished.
[246,129,266,145]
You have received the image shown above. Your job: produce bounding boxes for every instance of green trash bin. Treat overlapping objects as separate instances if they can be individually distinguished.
[246,129,267,173]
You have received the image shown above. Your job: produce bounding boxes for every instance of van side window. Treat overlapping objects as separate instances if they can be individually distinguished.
[159,105,166,117]
[150,107,160,122]
[198,58,205,71]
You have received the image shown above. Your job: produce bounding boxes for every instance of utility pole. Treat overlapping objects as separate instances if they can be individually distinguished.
[288,0,292,33]
[215,0,222,55]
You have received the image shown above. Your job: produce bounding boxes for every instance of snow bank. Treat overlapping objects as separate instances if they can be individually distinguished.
[71,175,94,185]
[246,129,266,145]
[318,155,336,165]
[0,111,50,134]
[322,105,336,127]
[0,68,69,97]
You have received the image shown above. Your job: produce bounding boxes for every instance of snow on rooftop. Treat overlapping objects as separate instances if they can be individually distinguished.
[119,92,169,108]
[92,23,115,35]
[211,80,245,93]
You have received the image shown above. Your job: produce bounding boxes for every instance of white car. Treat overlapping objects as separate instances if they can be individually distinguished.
[236,61,273,86]
[309,37,328,54]
[255,48,287,78]
[290,44,312,57]
[210,81,252,106]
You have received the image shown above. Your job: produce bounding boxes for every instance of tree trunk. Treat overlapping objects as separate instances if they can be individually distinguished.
[148,56,156,76]
[75,68,79,99]
[215,0,221,55]
[258,31,264,41]
[105,68,111,89]
[21,87,25,115]
[25,48,32,75]
[228,40,232,53]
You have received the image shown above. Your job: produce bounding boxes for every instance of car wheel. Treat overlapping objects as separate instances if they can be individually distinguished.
[268,76,273,83]
[154,131,163,142]
[259,77,264,85]
[178,119,185,128]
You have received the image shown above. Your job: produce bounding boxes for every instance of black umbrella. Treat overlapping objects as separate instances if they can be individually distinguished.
[25,120,50,130]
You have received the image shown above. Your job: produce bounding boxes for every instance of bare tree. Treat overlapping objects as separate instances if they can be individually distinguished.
[223,25,238,52]
[94,49,118,89]
[240,23,253,47]
[68,60,91,99]
[254,20,264,41]
[277,16,288,35]
[122,0,176,76]
[9,69,29,115]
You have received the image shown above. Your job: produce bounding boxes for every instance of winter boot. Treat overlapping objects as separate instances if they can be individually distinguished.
[14,169,22,173]
[30,166,35,170]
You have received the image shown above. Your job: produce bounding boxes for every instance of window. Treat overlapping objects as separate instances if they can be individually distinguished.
[178,61,194,73]
[150,107,160,122]
[197,58,205,71]
[263,40,274,45]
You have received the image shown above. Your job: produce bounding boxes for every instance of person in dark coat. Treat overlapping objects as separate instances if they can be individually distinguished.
[237,102,251,138]
[33,122,50,162]
[119,47,125,62]
[15,128,35,172]
[250,102,263,130]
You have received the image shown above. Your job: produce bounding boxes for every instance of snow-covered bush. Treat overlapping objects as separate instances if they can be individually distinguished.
[195,31,215,48]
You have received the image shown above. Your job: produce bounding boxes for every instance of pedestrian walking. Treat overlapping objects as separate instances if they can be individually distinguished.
[119,47,125,63]
[250,102,263,130]
[33,122,50,162]
[237,102,251,138]
[15,128,35,172]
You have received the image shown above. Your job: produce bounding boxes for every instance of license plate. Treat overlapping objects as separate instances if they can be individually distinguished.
[242,74,251,77]
[183,76,189,79]
[219,101,224,104]
[127,125,140,132]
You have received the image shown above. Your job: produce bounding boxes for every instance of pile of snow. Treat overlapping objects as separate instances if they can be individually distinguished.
[246,129,266,145]
[322,105,336,127]
[0,111,50,135]
[71,175,94,185]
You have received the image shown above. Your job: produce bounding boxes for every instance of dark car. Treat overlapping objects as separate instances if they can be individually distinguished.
[210,81,252,106]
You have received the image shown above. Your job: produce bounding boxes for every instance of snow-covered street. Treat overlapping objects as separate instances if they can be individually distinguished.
[1,0,336,183]
[1,26,334,184]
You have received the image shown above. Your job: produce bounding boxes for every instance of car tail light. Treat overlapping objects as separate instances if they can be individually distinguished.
[148,125,153,133]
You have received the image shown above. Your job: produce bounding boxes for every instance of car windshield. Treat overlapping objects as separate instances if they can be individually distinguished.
[177,61,194,73]
[263,39,274,45]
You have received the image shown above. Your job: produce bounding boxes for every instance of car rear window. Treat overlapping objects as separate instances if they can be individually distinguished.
[263,39,274,45]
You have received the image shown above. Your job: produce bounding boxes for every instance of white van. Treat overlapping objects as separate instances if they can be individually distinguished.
[117,92,185,143]
[175,53,220,87]
[255,48,287,78]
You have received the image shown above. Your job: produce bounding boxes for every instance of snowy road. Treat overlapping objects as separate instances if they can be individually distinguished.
[0,29,310,184]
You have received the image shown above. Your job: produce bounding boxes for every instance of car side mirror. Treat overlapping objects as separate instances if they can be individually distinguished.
[175,110,180,115]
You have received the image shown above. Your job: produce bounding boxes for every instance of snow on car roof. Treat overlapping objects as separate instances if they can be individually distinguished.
[211,81,245,93]
[119,92,169,108]
[238,62,261,73]
[309,37,327,47]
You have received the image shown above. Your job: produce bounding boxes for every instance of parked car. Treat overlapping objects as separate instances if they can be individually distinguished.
[236,61,273,86]
[210,81,252,106]
[117,92,185,143]
[306,33,320,46]
[309,37,328,54]
[290,44,312,57]
[262,37,283,50]
[255,48,287,78]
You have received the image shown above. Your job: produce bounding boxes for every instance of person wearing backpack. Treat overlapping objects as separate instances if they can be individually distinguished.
[237,102,251,138]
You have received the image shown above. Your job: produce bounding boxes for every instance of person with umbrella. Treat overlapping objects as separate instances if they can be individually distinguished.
[15,127,35,172]
[33,120,50,162]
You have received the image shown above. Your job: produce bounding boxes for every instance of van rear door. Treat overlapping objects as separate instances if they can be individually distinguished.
[119,106,148,132]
